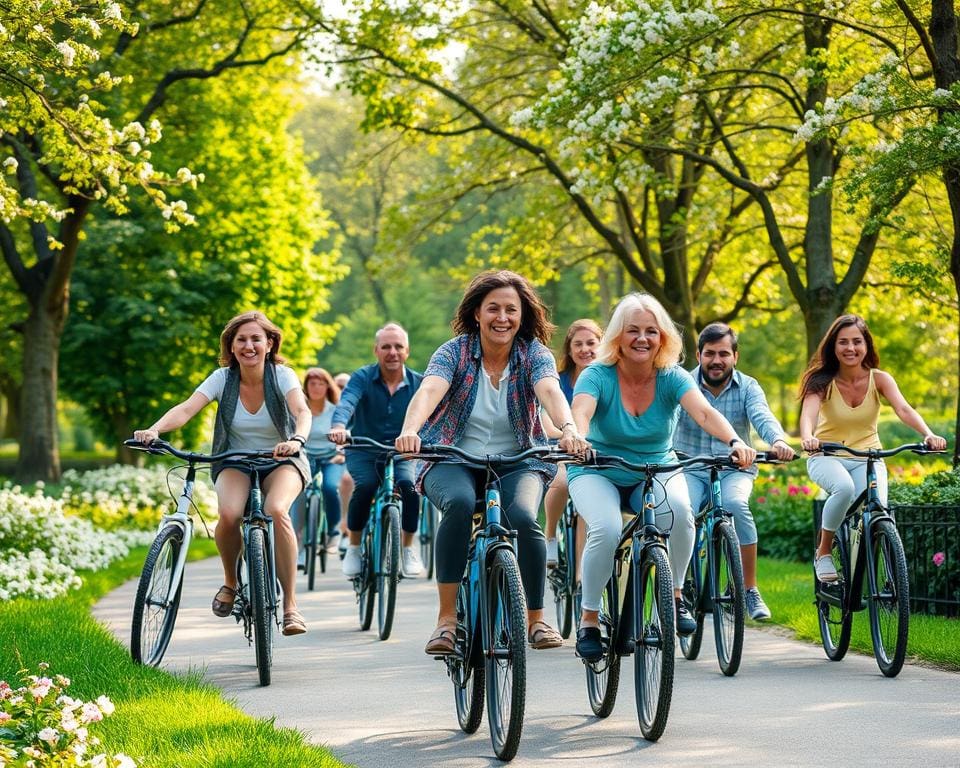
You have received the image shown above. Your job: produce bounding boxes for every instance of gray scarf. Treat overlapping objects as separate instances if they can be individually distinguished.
[211,362,309,486]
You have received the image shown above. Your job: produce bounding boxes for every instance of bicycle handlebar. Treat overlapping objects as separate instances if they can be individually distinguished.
[123,438,279,463]
[815,442,944,459]
[408,442,576,467]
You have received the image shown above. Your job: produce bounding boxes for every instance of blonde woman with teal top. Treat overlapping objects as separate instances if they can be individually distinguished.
[568,293,755,661]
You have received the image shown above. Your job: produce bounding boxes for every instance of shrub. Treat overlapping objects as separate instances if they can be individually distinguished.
[888,467,960,505]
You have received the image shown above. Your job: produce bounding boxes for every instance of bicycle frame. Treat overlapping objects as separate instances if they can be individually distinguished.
[361,454,400,583]
[238,469,279,632]
[154,464,197,607]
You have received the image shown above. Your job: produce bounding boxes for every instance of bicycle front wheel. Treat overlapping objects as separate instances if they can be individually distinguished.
[248,526,273,686]
[554,518,575,639]
[485,547,528,761]
[420,497,437,580]
[867,519,909,677]
[679,529,705,661]
[131,525,184,666]
[306,494,319,591]
[585,574,621,718]
[358,530,375,631]
[633,545,674,742]
[710,522,745,676]
[817,523,852,661]
[452,582,484,734]
[377,504,401,640]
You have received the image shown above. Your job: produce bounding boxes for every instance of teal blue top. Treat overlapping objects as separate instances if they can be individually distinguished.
[568,362,696,486]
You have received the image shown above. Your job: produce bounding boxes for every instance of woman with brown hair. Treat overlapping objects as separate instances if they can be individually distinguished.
[133,310,312,636]
[395,270,589,655]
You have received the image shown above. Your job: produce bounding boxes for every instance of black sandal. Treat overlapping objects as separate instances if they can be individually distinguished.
[211,585,236,617]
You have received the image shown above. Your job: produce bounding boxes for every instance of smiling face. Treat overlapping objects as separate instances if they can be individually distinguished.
[374,326,409,374]
[230,320,273,369]
[834,324,868,370]
[698,335,738,388]
[474,286,522,349]
[619,309,661,366]
[569,328,600,371]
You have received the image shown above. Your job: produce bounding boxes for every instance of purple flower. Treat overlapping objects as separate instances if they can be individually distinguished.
[932,552,946,567]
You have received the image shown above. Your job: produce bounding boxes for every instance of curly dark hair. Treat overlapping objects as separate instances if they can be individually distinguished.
[452,270,555,344]
[799,314,879,399]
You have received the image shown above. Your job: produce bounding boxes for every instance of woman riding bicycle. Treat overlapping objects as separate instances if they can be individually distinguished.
[543,318,603,568]
[567,293,754,661]
[394,270,589,655]
[291,367,346,561]
[133,310,312,636]
[799,314,946,583]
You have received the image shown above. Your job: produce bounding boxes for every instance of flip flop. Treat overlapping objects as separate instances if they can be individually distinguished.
[424,624,456,655]
[528,620,563,649]
[211,585,236,617]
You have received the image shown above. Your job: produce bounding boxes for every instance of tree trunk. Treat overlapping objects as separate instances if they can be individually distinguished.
[113,409,143,466]
[1,380,20,439]
[17,304,62,482]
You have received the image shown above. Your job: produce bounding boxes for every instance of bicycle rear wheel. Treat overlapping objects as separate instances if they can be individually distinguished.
[131,525,184,666]
[452,582,485,734]
[816,523,852,661]
[377,504,401,640]
[867,519,909,677]
[306,495,319,591]
[585,574,621,718]
[248,526,273,687]
[711,521,745,676]
[633,544,674,742]
[679,528,705,661]
[420,497,437,580]
[554,516,575,639]
[485,547,527,761]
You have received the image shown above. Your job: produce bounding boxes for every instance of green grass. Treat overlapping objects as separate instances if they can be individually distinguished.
[758,556,960,671]
[0,539,348,767]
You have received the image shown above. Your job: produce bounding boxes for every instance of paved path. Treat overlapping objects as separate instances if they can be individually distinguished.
[94,557,960,767]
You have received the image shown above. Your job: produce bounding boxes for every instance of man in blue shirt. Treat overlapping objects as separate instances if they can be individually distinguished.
[330,323,424,578]
[673,323,794,620]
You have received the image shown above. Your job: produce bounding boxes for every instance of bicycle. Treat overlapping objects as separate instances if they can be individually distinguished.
[414,443,569,762]
[343,436,403,641]
[547,498,579,639]
[678,452,789,676]
[576,453,692,742]
[124,438,283,686]
[419,494,439,580]
[302,459,330,590]
[812,441,943,677]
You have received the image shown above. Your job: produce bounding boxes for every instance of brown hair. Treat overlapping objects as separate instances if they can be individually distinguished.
[558,318,603,374]
[452,270,555,344]
[218,311,286,367]
[303,367,340,405]
[799,314,879,399]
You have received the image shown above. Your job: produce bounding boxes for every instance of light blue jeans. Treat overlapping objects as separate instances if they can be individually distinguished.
[568,470,694,612]
[683,469,757,545]
[807,456,887,532]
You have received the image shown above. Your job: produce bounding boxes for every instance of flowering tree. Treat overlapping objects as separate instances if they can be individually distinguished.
[1,0,321,481]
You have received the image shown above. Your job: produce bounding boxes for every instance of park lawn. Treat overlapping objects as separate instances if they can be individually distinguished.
[757,556,960,671]
[0,539,348,768]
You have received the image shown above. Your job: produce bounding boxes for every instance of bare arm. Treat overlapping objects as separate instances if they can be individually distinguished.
[133,391,210,444]
[875,370,947,450]
[394,375,451,452]
[279,387,313,458]
[534,377,589,453]
[571,392,597,438]
[679,388,756,466]
[799,392,823,451]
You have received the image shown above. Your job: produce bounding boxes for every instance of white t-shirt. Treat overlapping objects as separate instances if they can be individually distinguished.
[196,366,301,451]
[458,365,521,455]
[306,403,336,456]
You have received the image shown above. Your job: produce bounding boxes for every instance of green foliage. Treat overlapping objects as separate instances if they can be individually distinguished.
[888,469,960,506]
[752,472,818,562]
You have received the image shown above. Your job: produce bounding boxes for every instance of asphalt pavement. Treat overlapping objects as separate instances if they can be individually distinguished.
[93,555,960,768]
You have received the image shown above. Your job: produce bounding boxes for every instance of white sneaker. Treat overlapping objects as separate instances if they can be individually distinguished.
[325,531,341,554]
[402,546,424,578]
[342,545,362,578]
[546,538,559,568]
[815,554,839,583]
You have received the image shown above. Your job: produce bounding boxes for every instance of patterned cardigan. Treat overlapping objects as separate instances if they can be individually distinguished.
[415,333,559,490]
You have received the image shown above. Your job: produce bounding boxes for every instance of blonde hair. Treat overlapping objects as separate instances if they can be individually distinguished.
[557,319,603,374]
[597,293,683,368]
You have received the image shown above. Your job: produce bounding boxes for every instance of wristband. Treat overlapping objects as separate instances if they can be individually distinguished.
[559,422,576,432]
[728,437,744,447]
[290,434,306,446]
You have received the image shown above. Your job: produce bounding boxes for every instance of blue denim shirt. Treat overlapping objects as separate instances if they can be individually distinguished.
[331,363,423,443]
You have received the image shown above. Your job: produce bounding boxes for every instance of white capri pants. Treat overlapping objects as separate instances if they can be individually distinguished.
[807,455,888,532]
[568,470,695,612]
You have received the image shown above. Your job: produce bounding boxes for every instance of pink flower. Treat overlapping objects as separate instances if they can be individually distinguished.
[771,487,781,496]
[933,552,946,567]
[788,485,799,496]
[757,496,767,504]
[800,485,812,495]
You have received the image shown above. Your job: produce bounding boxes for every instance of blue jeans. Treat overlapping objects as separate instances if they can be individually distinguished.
[345,450,418,534]
[683,468,758,546]
[290,454,345,537]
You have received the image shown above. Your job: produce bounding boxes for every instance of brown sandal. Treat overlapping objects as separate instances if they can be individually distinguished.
[528,620,563,649]
[282,610,307,636]
[211,585,236,617]
[424,624,457,655]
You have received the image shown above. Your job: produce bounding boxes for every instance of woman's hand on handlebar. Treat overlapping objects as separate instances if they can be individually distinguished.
[558,427,590,456]
[132,428,159,445]
[395,432,421,454]
[924,433,947,451]
[273,439,300,459]
[801,436,820,452]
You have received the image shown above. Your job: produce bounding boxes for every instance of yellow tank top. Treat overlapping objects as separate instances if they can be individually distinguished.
[814,369,882,450]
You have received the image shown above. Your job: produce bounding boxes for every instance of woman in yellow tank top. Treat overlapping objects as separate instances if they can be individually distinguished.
[798,315,946,582]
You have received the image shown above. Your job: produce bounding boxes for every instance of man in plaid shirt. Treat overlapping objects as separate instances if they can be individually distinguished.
[673,323,795,620]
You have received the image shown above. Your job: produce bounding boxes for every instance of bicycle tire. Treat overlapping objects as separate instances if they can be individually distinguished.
[131,525,184,666]
[679,530,705,661]
[633,544,674,742]
[306,494,319,591]
[420,498,437,581]
[485,547,528,761]
[555,517,575,639]
[452,582,485,734]
[377,504,401,640]
[358,528,375,631]
[248,526,273,687]
[816,521,852,661]
[711,522,745,676]
[867,519,910,677]
[585,574,621,718]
